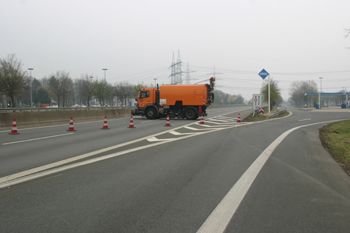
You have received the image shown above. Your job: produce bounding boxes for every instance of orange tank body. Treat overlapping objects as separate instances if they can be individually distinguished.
[159,84,209,106]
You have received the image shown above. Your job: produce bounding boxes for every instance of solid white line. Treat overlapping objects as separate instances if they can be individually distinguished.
[197,119,344,233]
[298,118,311,121]
[184,126,214,131]
[2,133,74,145]
[147,137,174,142]
[207,119,229,122]
[169,131,195,136]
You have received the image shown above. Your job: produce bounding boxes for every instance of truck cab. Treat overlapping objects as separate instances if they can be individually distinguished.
[132,88,159,119]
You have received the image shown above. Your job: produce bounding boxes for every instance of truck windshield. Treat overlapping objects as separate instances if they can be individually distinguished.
[140,91,150,98]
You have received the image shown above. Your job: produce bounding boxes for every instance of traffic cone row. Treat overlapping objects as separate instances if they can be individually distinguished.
[9,113,224,134]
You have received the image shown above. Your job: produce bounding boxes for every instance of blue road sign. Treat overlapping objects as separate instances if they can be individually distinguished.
[259,69,269,80]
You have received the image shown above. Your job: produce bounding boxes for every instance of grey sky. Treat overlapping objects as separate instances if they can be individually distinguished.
[1,0,350,101]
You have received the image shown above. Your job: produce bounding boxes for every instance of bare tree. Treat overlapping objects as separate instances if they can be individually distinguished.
[133,82,148,97]
[77,74,96,107]
[94,79,112,106]
[289,80,317,107]
[48,71,72,107]
[115,81,133,107]
[0,54,29,107]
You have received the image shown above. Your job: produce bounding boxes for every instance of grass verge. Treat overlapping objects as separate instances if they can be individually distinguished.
[319,120,350,176]
[243,109,289,122]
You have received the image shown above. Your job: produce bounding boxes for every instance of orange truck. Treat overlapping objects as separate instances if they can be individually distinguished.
[132,77,215,119]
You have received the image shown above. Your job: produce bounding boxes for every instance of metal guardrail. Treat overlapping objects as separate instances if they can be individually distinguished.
[267,108,287,119]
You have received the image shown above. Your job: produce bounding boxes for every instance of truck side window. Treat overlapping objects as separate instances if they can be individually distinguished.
[140,91,149,98]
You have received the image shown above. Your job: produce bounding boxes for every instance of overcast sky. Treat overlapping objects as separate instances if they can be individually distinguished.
[1,0,350,101]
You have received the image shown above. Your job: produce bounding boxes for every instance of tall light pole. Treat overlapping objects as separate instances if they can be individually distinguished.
[102,69,108,106]
[28,68,34,108]
[102,68,108,81]
[319,77,323,108]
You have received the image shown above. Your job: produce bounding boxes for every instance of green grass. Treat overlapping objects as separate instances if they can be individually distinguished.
[319,120,350,176]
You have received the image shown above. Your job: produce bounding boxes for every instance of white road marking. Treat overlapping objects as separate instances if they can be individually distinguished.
[0,117,224,185]
[0,108,252,187]
[147,137,174,142]
[199,124,235,128]
[196,119,344,233]
[169,131,195,136]
[0,126,226,188]
[207,119,229,122]
[2,133,74,145]
[298,118,311,121]
[184,126,214,131]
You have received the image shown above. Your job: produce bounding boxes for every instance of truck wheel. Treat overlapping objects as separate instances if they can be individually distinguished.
[145,108,157,119]
[184,108,197,120]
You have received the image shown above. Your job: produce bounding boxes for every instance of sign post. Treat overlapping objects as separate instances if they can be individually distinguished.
[258,69,270,113]
[252,94,262,117]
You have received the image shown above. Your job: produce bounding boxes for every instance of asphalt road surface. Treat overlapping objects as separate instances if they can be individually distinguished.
[0,106,349,233]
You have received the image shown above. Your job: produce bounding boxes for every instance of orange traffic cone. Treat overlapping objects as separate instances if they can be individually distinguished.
[164,114,171,127]
[237,113,241,122]
[101,115,110,129]
[9,117,19,135]
[128,115,135,128]
[200,114,204,124]
[67,116,76,131]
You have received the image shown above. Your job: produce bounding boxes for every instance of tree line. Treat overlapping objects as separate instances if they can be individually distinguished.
[0,54,145,108]
[289,80,348,107]
[212,90,245,105]
[3,54,291,109]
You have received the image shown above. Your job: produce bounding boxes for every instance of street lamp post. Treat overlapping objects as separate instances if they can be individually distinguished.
[28,68,34,108]
[102,69,108,106]
[102,68,108,80]
[318,77,323,109]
